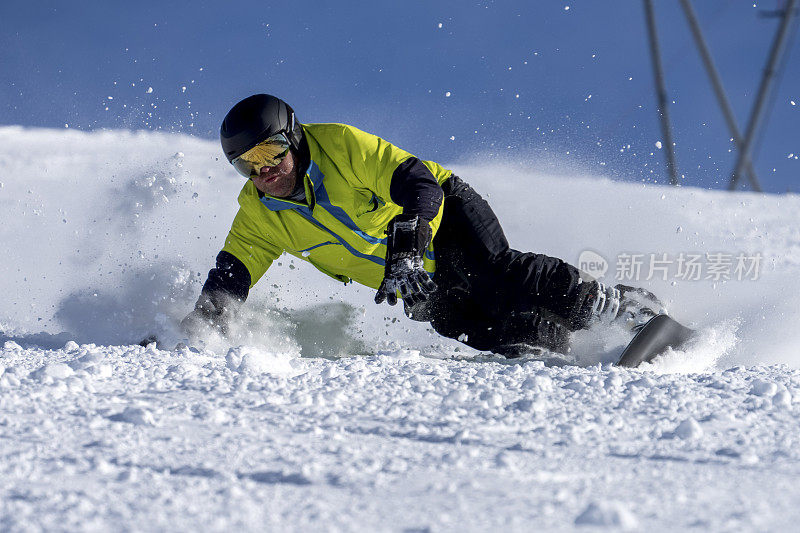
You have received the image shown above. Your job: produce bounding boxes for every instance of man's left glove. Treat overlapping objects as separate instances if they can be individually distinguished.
[375,214,438,306]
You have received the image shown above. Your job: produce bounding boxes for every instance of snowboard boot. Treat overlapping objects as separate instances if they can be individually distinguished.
[570,281,667,332]
[570,280,622,329]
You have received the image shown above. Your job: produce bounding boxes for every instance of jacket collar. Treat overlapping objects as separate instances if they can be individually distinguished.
[258,159,323,211]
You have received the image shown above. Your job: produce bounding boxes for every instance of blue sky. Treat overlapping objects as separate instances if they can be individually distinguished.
[2,1,798,192]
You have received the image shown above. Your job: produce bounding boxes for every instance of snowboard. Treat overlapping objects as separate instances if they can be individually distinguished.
[616,314,695,368]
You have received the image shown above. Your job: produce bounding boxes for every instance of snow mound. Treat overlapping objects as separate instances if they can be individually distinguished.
[575,501,639,530]
[225,346,301,376]
[0,328,797,528]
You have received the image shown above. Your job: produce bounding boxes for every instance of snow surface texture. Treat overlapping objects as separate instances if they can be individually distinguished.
[1,127,800,530]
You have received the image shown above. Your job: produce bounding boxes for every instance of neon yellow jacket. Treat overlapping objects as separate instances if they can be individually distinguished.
[221,123,452,289]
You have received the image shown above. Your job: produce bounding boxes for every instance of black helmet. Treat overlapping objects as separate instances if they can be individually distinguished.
[220,94,305,162]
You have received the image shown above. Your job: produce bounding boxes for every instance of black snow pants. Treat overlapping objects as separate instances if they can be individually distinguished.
[406,175,585,353]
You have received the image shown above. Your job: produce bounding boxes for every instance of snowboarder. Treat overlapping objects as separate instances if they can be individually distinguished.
[181,94,663,355]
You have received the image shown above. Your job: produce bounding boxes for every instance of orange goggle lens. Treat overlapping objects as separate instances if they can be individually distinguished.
[231,133,291,178]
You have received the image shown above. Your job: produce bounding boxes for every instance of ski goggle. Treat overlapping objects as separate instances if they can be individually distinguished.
[231,132,291,178]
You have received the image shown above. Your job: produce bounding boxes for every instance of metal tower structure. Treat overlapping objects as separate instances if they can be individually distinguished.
[642,0,799,190]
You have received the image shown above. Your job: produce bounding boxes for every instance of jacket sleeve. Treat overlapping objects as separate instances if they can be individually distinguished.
[195,250,251,314]
[389,157,444,222]
[337,125,445,222]
[221,207,283,287]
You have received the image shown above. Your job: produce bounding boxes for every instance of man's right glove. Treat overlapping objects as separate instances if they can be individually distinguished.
[179,290,236,337]
[374,214,438,307]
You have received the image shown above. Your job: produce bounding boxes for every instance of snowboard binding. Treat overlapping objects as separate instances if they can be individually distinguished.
[611,286,695,368]
[615,284,668,330]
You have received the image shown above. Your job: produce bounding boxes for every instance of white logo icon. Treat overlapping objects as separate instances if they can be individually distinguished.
[578,250,608,279]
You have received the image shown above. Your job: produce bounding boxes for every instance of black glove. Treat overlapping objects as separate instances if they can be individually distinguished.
[375,214,438,306]
[181,252,251,337]
[180,290,237,337]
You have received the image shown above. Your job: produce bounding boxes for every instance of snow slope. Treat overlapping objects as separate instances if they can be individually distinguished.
[1,127,800,530]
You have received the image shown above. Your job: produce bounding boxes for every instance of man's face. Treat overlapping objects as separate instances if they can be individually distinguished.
[251,149,299,198]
